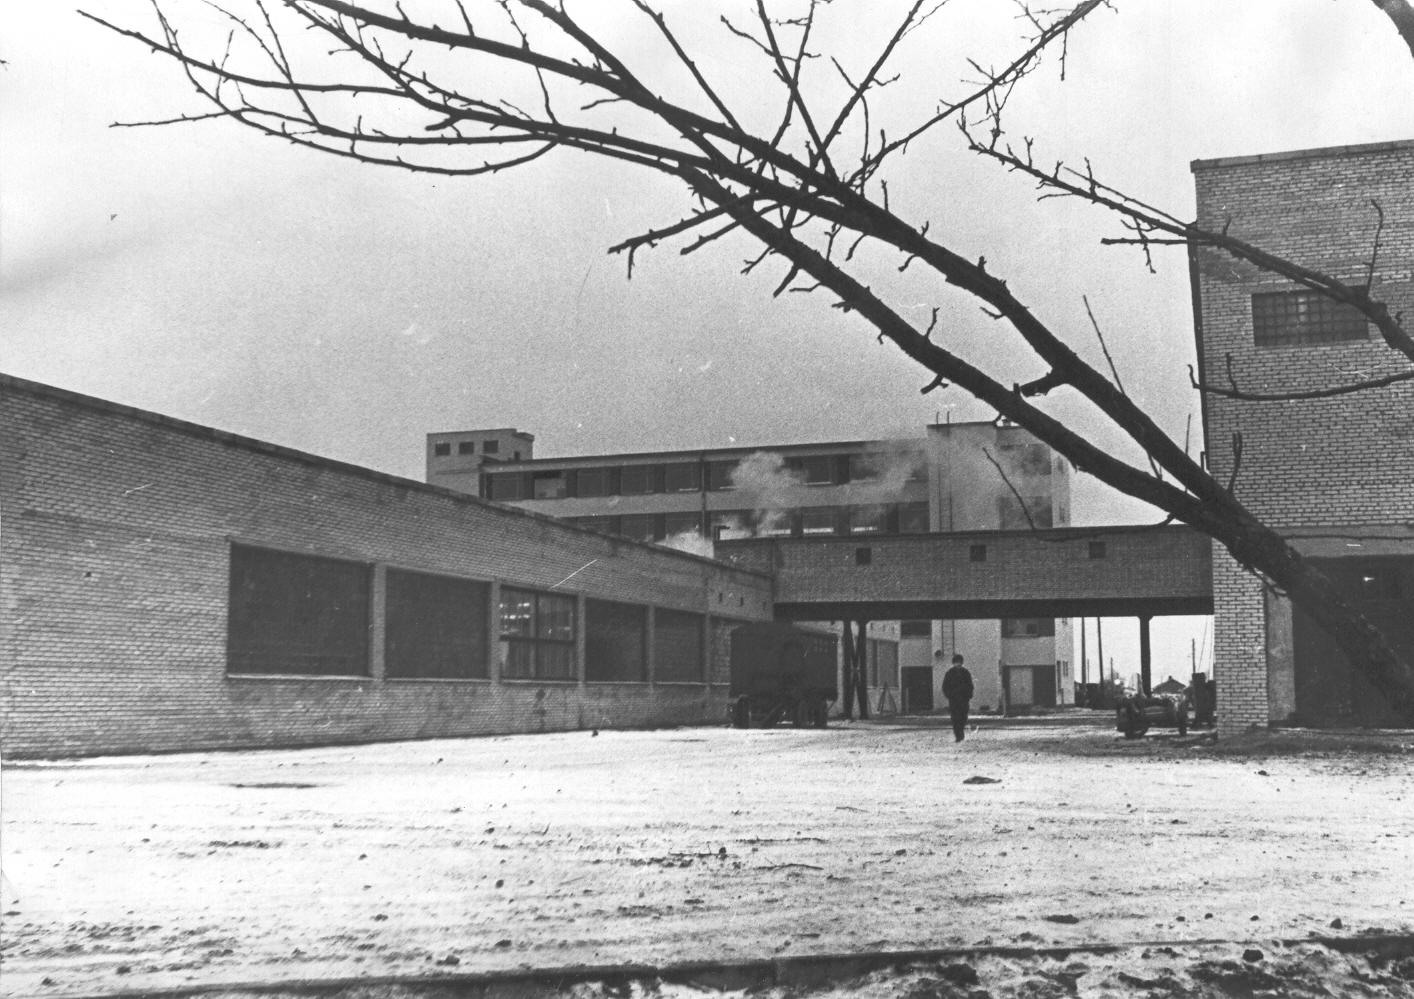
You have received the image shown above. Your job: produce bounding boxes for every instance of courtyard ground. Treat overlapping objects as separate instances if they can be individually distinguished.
[2,717,1412,998]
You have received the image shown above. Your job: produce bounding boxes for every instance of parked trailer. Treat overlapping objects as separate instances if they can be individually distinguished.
[729,623,837,728]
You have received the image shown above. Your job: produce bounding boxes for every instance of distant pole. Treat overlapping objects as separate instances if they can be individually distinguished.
[1191,638,1196,676]
[1079,617,1089,706]
[1097,618,1106,694]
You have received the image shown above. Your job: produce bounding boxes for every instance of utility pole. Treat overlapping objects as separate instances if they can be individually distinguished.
[1079,616,1088,705]
[1096,618,1106,701]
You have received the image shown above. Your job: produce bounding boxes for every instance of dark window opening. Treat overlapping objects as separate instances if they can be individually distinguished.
[898,503,929,534]
[620,464,658,495]
[385,569,489,679]
[900,619,931,638]
[486,473,525,501]
[1002,617,1056,639]
[1088,541,1108,559]
[228,544,369,676]
[433,442,451,457]
[532,471,567,500]
[499,586,576,680]
[457,441,476,455]
[969,544,987,562]
[1252,290,1369,347]
[706,460,737,491]
[585,599,647,682]
[855,547,872,566]
[799,455,835,485]
[654,608,704,682]
[482,440,500,454]
[575,467,610,498]
[663,462,702,492]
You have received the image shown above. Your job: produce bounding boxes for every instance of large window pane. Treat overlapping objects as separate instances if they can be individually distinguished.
[500,586,577,680]
[620,465,658,494]
[228,544,369,676]
[663,462,702,492]
[586,599,647,682]
[385,570,488,680]
[654,608,704,683]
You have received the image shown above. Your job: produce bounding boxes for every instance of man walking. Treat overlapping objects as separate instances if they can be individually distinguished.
[941,652,974,742]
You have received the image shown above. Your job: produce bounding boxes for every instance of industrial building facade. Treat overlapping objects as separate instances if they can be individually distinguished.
[1191,139,1414,731]
[0,375,776,758]
[427,421,1076,713]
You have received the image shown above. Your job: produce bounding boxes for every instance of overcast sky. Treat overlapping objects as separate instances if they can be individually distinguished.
[3,1,1412,679]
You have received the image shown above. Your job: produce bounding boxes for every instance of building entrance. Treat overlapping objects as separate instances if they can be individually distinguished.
[1293,556,1414,727]
[900,667,934,714]
[1005,664,1057,709]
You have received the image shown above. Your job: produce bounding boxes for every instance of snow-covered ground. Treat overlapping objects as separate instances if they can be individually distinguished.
[2,720,1411,997]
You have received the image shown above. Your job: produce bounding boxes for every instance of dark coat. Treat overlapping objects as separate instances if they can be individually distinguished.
[942,664,974,704]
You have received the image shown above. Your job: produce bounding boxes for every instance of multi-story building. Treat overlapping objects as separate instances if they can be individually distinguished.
[1190,139,1414,731]
[427,420,1075,713]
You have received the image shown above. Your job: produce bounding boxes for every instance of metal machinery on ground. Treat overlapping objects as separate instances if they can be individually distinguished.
[728,623,837,728]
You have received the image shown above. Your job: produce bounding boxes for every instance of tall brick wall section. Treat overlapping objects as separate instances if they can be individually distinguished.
[1193,141,1414,527]
[1192,141,1414,733]
[0,377,774,758]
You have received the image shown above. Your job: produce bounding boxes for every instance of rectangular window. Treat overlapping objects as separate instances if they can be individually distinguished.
[1001,617,1056,639]
[487,473,524,501]
[433,442,451,457]
[1252,290,1369,347]
[900,619,932,638]
[228,544,369,676]
[898,503,929,533]
[849,507,887,534]
[385,569,489,679]
[457,441,476,455]
[663,462,702,492]
[799,455,835,485]
[620,464,658,495]
[848,454,880,482]
[654,608,704,682]
[970,544,988,562]
[855,547,872,566]
[482,440,500,454]
[585,599,647,682]
[499,587,577,680]
[574,468,610,498]
[706,460,737,491]
[532,472,567,500]
[1088,541,1107,559]
[800,508,838,535]
[663,512,702,539]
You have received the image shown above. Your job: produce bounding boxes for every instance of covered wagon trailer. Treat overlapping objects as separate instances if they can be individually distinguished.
[728,623,837,728]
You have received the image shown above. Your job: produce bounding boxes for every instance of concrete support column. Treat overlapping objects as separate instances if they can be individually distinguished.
[1139,615,1152,696]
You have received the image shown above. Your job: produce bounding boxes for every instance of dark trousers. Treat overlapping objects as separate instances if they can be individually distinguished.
[948,699,970,741]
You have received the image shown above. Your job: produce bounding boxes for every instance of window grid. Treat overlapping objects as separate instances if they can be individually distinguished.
[1252,290,1369,347]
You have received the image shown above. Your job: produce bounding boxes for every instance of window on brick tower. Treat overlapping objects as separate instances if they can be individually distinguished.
[1251,289,1370,347]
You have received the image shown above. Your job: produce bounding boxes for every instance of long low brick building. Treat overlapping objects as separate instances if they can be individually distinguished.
[0,375,775,758]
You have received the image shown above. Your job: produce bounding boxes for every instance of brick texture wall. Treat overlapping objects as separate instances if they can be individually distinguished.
[1193,142,1414,526]
[1192,141,1414,732]
[0,377,773,758]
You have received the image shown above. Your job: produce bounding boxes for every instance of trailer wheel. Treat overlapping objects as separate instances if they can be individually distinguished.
[731,697,751,729]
